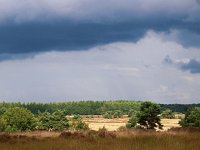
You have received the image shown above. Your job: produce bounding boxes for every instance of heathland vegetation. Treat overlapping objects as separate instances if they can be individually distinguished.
[0,100,200,150]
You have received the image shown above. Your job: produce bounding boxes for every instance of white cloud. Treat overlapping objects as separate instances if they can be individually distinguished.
[0,30,200,103]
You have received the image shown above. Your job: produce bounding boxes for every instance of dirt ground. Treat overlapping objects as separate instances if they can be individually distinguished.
[83,116,180,131]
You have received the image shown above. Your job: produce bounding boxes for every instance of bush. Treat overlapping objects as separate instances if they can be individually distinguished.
[179,107,200,127]
[113,110,123,118]
[126,115,137,128]
[69,115,89,131]
[98,127,116,138]
[2,107,37,131]
[161,109,175,119]
[117,126,127,131]
[128,109,138,117]
[37,110,69,131]
[103,111,113,119]
[103,110,123,119]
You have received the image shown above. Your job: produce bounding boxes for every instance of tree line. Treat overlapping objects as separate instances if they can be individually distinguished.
[0,101,199,116]
[0,101,140,115]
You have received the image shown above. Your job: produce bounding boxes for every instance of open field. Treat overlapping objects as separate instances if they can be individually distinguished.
[0,131,200,150]
[83,116,181,131]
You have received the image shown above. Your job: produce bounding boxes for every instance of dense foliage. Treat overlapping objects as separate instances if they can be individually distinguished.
[0,100,200,132]
[0,107,89,132]
[103,110,123,119]
[161,109,175,119]
[127,101,163,129]
[2,107,37,131]
[126,115,138,128]
[69,115,89,131]
[179,107,200,127]
[137,101,163,129]
[37,110,69,131]
[1,101,198,116]
[0,101,141,115]
[160,104,200,113]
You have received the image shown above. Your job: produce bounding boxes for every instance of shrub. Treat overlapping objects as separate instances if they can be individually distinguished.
[98,126,108,137]
[37,110,69,131]
[113,110,123,118]
[179,107,200,127]
[117,126,127,131]
[69,115,89,131]
[126,115,137,128]
[161,109,175,119]
[103,111,113,119]
[2,107,37,131]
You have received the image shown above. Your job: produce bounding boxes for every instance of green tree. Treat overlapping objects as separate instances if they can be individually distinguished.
[179,107,200,127]
[37,110,69,131]
[128,109,138,117]
[161,109,175,119]
[103,111,113,119]
[137,101,163,130]
[51,110,69,130]
[2,107,36,131]
[69,115,89,131]
[126,115,137,128]
[113,110,123,118]
[37,111,52,130]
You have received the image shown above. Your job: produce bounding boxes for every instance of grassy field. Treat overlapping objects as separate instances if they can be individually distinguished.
[0,131,199,150]
[83,116,180,131]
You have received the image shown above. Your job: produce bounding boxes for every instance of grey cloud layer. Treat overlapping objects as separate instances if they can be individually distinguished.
[0,31,200,103]
[0,0,199,23]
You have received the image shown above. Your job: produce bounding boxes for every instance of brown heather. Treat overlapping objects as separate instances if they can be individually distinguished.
[0,129,200,150]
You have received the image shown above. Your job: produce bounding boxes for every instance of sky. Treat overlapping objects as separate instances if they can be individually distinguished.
[0,0,200,103]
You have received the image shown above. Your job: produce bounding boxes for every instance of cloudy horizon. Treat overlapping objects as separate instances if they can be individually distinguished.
[0,0,200,104]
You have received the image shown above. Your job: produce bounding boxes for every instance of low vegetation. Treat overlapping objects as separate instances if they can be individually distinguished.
[103,110,123,119]
[179,107,200,127]
[0,101,200,150]
[0,130,200,150]
[0,107,89,132]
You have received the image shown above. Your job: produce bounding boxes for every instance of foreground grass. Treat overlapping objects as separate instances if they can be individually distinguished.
[0,131,200,150]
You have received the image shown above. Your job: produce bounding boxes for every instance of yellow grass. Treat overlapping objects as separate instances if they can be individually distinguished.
[83,116,181,131]
[0,131,200,150]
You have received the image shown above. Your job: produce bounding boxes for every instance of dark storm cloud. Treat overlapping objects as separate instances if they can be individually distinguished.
[0,19,198,55]
[0,0,199,60]
[180,59,200,74]
[0,21,146,54]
